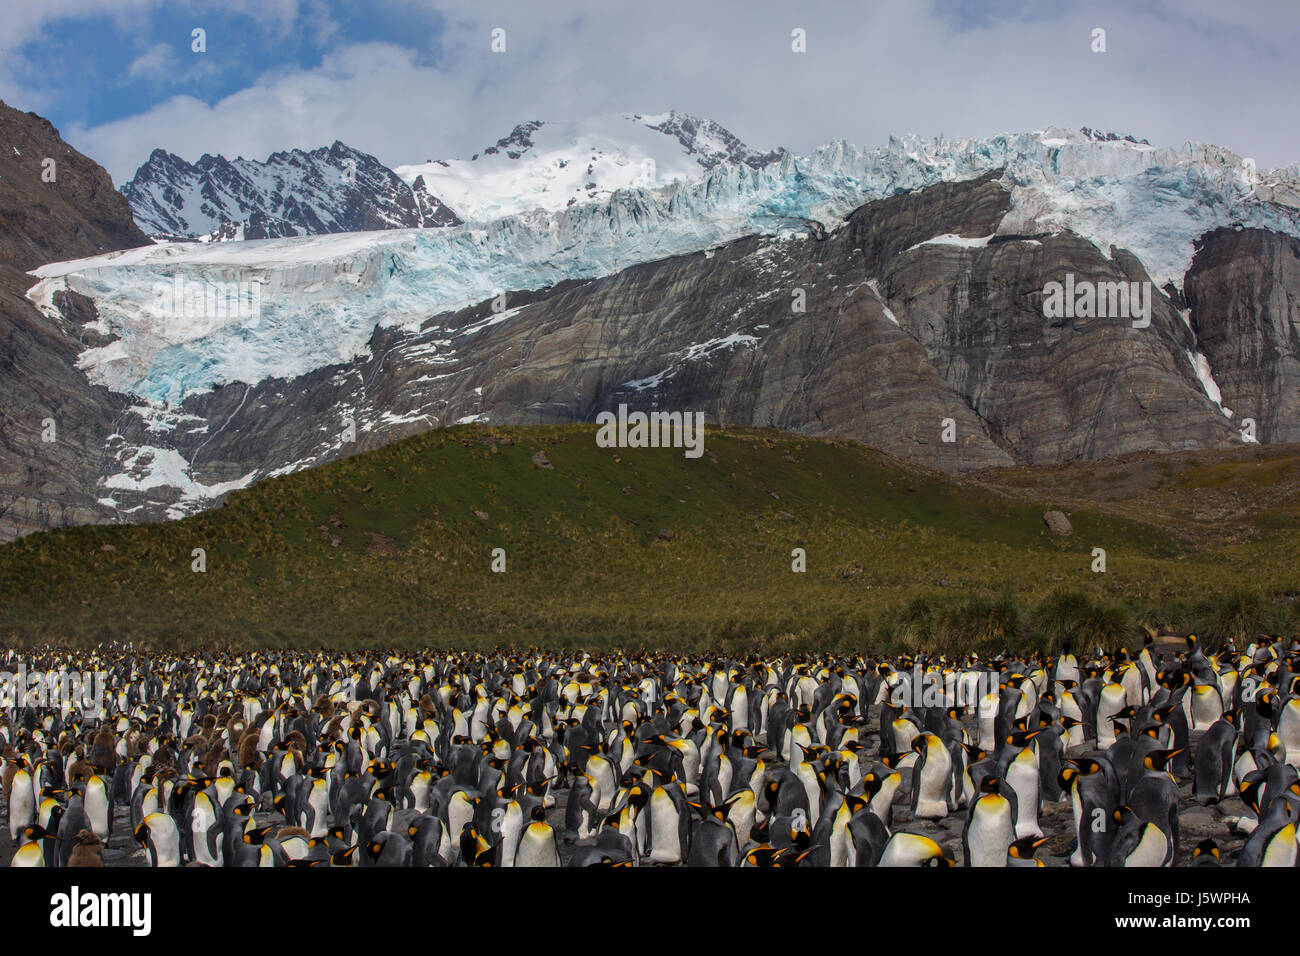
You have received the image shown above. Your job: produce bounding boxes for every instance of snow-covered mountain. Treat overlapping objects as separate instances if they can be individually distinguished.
[394,111,786,222]
[121,111,783,238]
[51,125,1300,405]
[121,141,461,239]
[16,119,1300,535]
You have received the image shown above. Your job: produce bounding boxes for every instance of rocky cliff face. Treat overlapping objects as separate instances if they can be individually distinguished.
[0,101,150,271]
[23,170,1286,539]
[1185,227,1300,444]
[5,107,1298,542]
[0,102,145,539]
[121,141,461,239]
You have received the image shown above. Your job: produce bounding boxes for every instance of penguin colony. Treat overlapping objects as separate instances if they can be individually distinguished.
[3,635,1299,868]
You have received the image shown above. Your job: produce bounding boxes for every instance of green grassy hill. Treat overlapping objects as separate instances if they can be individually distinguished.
[1,424,1296,651]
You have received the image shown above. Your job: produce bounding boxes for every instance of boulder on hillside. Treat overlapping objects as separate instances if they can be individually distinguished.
[1043,510,1073,536]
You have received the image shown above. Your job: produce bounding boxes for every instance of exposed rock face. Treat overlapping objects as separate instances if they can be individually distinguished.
[1184,228,1300,443]
[121,141,461,239]
[0,101,150,271]
[0,103,144,540]
[1043,511,1073,535]
[636,111,788,170]
[5,124,1296,541]
[20,170,1275,540]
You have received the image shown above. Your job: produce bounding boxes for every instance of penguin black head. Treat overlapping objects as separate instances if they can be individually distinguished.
[1143,749,1184,772]
[1192,839,1220,865]
[1008,836,1048,860]
[745,846,782,867]
[1238,778,1262,814]
[1006,729,1041,749]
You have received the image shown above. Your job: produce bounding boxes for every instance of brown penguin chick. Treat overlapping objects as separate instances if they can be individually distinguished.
[272,824,311,842]
[151,741,179,773]
[313,695,336,722]
[124,729,146,760]
[67,830,104,867]
[89,725,118,773]
[237,727,264,771]
[282,730,308,754]
[225,715,248,744]
[2,753,21,801]
[202,744,230,779]
[65,757,93,788]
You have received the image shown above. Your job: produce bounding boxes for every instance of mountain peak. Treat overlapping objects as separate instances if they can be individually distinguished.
[122,139,460,239]
[395,110,784,223]
[631,110,787,169]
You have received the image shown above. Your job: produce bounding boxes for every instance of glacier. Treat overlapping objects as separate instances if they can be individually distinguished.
[27,125,1300,407]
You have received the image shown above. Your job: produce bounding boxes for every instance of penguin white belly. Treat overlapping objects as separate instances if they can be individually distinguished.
[892,719,920,753]
[870,775,901,824]
[1124,825,1168,867]
[796,763,822,826]
[514,823,559,867]
[967,797,1015,867]
[10,842,44,867]
[843,755,862,791]
[192,813,222,867]
[1120,666,1145,707]
[1007,753,1042,839]
[305,784,330,838]
[715,755,734,804]
[914,746,952,820]
[446,797,475,850]
[1190,686,1223,731]
[1096,684,1127,749]
[8,771,33,840]
[84,782,111,840]
[1262,825,1298,867]
[498,805,524,868]
[144,813,181,867]
[1060,694,1084,748]
[727,796,755,849]
[1279,701,1300,769]
[648,790,682,864]
[1068,788,1087,867]
[977,695,999,751]
[825,801,853,867]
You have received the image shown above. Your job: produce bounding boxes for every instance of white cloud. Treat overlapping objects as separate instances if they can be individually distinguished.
[28,0,1300,184]
[126,42,178,81]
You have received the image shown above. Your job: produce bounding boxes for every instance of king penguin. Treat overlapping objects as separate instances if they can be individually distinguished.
[513,806,560,867]
[135,811,182,867]
[963,776,1017,867]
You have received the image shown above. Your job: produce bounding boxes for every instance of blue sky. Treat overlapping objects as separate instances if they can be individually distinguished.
[2,1,1297,183]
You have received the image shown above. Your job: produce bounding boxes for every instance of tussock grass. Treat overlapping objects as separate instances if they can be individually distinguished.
[0,424,1295,652]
